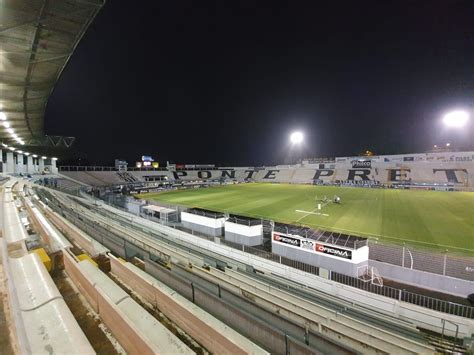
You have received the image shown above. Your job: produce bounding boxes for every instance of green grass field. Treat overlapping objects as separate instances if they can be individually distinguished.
[138,183,474,253]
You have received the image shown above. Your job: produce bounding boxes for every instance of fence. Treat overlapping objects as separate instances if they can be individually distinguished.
[142,199,473,281]
[369,242,474,282]
[140,214,474,319]
[234,243,474,319]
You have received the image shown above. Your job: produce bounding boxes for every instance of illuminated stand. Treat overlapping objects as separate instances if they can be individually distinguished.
[0,147,57,174]
[271,224,369,276]
[181,208,226,237]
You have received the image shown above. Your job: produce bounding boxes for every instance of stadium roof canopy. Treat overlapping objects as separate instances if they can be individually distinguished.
[0,0,104,151]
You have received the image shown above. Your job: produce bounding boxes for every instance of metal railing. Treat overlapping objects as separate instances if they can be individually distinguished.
[39,187,474,320]
[369,242,474,282]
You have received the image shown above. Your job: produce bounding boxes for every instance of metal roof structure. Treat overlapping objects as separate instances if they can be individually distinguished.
[0,0,105,151]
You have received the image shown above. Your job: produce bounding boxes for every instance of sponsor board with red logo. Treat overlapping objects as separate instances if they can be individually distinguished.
[315,243,352,260]
[272,233,300,247]
[273,233,353,260]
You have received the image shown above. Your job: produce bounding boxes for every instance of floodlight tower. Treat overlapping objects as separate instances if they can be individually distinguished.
[441,109,472,150]
[443,110,470,128]
[290,131,304,145]
[289,131,304,164]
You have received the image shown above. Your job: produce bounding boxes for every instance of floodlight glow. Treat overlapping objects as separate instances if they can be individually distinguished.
[443,110,469,127]
[24,152,30,156]
[41,156,47,159]
[33,154,38,158]
[52,157,58,161]
[6,128,14,134]
[290,131,303,144]
[17,150,23,154]
[0,112,6,121]
[9,147,15,151]
[446,143,451,147]
[2,121,10,128]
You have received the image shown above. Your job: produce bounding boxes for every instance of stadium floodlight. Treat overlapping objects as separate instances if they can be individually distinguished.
[446,142,451,147]
[0,112,6,121]
[443,110,470,128]
[290,131,304,144]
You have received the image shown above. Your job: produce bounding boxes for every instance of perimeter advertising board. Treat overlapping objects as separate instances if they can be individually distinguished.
[272,232,353,260]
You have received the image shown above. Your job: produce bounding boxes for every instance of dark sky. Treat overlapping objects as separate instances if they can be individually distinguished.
[45,0,473,166]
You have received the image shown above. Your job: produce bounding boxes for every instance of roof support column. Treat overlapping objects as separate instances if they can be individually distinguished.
[27,155,34,173]
[39,157,45,173]
[6,152,14,173]
[16,153,24,174]
[51,158,58,174]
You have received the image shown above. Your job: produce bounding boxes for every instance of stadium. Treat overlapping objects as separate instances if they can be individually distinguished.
[1,1,473,354]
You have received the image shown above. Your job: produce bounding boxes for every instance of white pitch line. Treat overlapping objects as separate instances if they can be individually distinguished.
[295,209,329,218]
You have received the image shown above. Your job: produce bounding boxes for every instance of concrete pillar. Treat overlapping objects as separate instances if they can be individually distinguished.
[27,155,34,173]
[39,157,45,173]
[6,152,14,173]
[0,148,2,173]
[51,159,58,174]
[32,157,39,173]
[16,154,24,174]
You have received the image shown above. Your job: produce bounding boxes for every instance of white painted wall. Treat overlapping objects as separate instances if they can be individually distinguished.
[225,221,262,237]
[181,211,226,228]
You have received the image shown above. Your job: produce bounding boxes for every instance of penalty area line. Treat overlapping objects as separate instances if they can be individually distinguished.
[295,209,329,218]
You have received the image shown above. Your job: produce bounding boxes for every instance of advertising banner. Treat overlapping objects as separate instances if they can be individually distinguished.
[273,233,300,247]
[351,160,372,168]
[315,243,352,259]
[273,233,353,260]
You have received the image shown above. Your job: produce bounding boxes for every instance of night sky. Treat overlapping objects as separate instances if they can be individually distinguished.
[45,1,473,166]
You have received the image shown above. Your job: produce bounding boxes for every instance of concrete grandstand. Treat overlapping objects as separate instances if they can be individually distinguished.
[60,150,474,190]
[1,1,473,354]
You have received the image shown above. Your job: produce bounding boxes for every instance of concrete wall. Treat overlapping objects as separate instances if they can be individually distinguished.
[144,257,348,355]
[182,220,224,237]
[225,231,263,246]
[225,221,263,246]
[181,212,226,237]
[370,260,474,298]
[63,251,190,354]
[272,242,365,276]
[109,255,266,355]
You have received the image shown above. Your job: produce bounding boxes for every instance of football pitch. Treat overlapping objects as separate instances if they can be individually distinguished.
[138,183,474,253]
